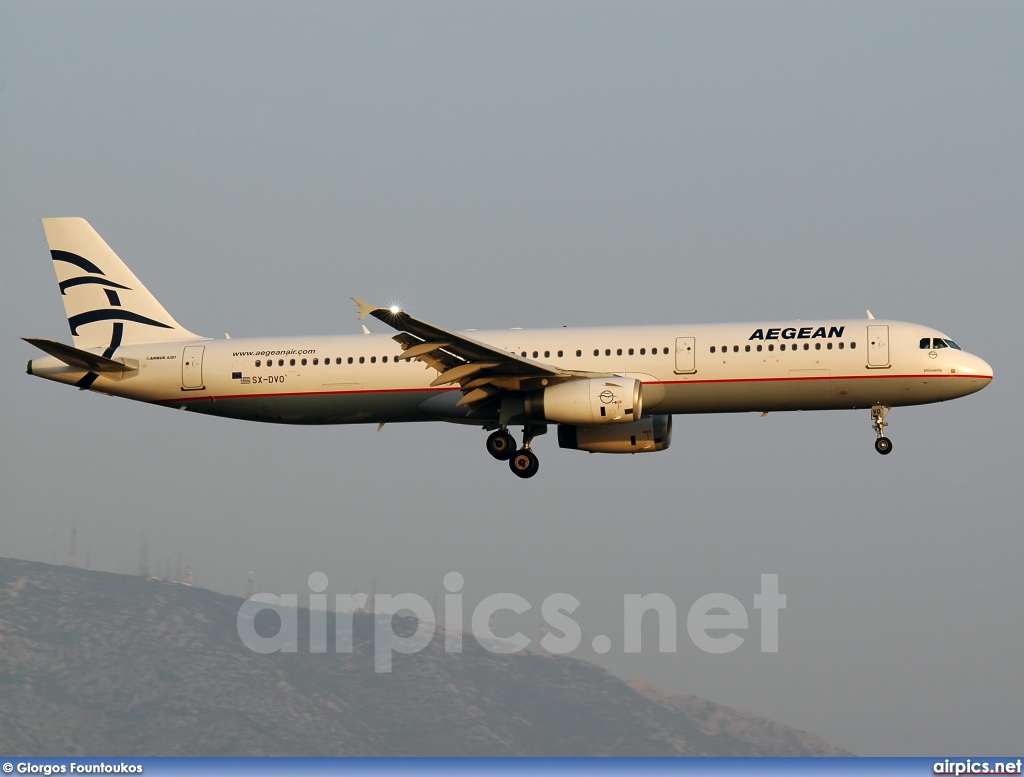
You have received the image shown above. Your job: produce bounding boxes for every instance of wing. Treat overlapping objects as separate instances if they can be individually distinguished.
[352,299,605,409]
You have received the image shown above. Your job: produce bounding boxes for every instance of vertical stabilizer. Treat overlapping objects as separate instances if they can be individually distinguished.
[42,217,204,351]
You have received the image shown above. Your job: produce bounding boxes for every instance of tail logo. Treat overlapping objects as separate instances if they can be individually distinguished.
[52,249,174,336]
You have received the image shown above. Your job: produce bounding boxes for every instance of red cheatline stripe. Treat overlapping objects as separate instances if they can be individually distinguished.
[153,385,458,404]
[152,372,990,405]
[659,373,992,386]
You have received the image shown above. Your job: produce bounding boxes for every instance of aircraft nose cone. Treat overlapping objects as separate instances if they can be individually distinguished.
[976,356,993,381]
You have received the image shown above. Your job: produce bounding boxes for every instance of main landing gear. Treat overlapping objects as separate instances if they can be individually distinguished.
[871,405,893,455]
[485,429,516,461]
[509,448,540,479]
[486,426,542,478]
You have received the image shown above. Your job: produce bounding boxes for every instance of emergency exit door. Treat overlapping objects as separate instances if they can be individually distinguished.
[675,337,696,373]
[867,325,890,368]
[182,346,205,389]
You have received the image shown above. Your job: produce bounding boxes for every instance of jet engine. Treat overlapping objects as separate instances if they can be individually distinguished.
[524,377,642,425]
[557,414,672,454]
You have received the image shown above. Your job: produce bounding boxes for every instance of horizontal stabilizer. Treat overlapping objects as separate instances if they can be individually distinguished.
[23,338,138,373]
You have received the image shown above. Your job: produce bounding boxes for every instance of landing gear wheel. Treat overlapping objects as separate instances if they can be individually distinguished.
[870,405,893,457]
[486,430,516,461]
[509,449,540,479]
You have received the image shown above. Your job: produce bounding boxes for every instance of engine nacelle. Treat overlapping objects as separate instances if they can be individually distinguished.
[524,377,643,425]
[557,415,672,454]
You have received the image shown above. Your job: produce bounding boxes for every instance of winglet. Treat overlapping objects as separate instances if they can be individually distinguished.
[866,310,875,320]
[352,298,379,321]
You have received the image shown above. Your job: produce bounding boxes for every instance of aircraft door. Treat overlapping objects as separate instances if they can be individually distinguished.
[867,325,890,368]
[674,337,696,374]
[182,346,205,389]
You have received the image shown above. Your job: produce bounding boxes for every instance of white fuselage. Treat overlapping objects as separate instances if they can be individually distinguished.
[28,318,993,425]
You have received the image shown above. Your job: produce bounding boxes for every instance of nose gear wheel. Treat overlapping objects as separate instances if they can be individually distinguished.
[871,405,893,455]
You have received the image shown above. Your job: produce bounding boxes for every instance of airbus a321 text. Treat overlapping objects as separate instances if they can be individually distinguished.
[25,218,993,478]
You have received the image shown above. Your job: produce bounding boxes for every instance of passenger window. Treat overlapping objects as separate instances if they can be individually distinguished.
[710,346,716,353]
[383,356,388,363]
[348,357,353,364]
[920,337,931,349]
[745,345,750,352]
[850,342,856,349]
[757,344,763,352]
[255,360,261,367]
[301,358,307,366]
[313,358,318,365]
[803,343,809,350]
[576,350,581,357]
[594,349,599,357]
[617,348,622,356]
[933,339,948,349]
[278,359,284,366]
[780,344,786,351]
[640,348,646,355]
[768,344,774,351]
[815,343,821,350]
[839,342,845,349]
[733,345,739,353]
[371,356,376,363]
[544,350,550,358]
[722,345,727,353]
[664,348,669,354]
[605,349,611,356]
[532,351,538,358]
[359,356,365,364]
[557,350,563,358]
[827,343,832,350]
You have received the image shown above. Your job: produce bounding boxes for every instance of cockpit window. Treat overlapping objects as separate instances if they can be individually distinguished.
[932,338,948,349]
[920,338,930,349]
[945,339,962,350]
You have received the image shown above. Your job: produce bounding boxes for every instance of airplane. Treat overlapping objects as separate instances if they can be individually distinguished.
[24,218,993,478]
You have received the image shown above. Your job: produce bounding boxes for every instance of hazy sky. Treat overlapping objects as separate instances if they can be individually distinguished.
[2,1,1022,756]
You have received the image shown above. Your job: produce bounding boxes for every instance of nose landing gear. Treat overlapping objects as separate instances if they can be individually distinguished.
[871,405,893,455]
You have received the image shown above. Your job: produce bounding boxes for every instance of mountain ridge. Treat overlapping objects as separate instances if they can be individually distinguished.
[0,557,848,756]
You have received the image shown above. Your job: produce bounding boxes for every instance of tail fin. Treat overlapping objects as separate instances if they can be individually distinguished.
[42,218,204,351]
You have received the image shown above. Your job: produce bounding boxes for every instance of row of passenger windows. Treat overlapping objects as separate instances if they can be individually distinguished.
[522,347,671,358]
[920,338,961,350]
[255,348,673,367]
[254,340,956,367]
[255,356,411,367]
[711,342,856,353]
